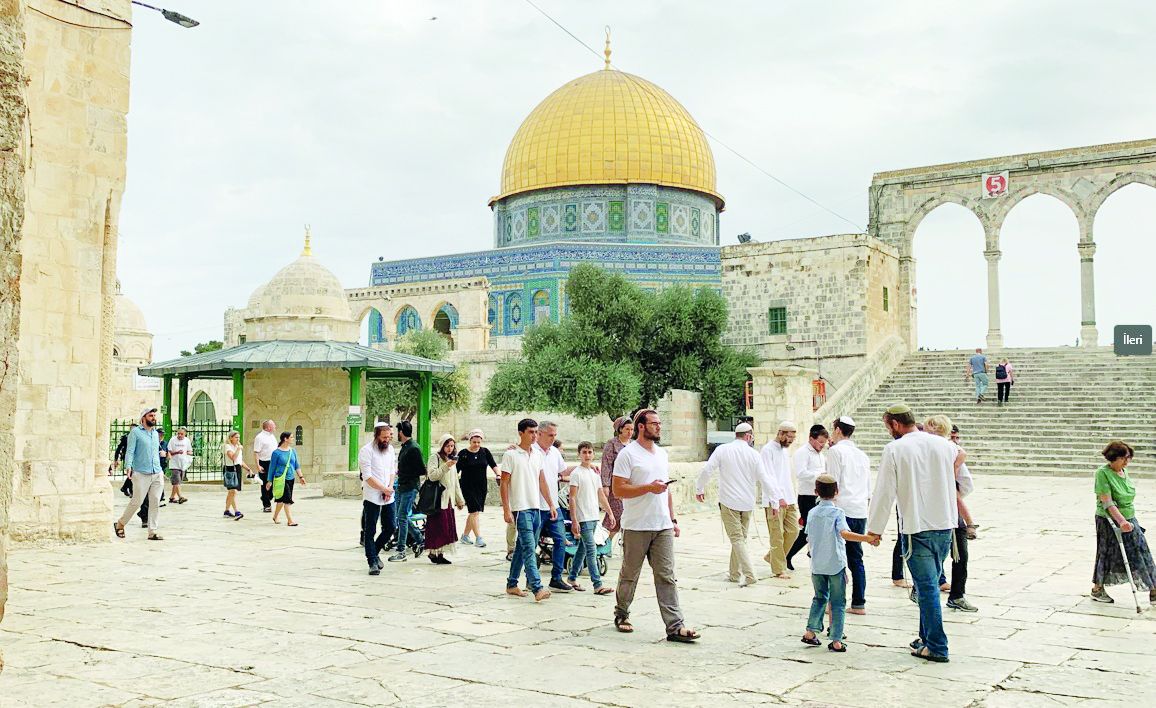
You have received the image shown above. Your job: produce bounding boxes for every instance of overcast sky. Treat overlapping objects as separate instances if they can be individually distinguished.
[117,0,1156,359]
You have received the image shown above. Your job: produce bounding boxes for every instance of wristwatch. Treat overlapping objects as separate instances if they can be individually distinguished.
[671,518,679,524]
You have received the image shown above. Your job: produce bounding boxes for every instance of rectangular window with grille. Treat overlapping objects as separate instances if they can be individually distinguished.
[883,287,890,312]
[768,307,787,335]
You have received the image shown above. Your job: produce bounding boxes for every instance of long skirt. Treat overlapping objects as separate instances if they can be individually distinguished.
[425,507,458,555]
[603,490,623,533]
[1093,515,1156,590]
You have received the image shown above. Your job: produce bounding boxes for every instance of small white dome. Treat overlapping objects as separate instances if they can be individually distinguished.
[115,291,149,334]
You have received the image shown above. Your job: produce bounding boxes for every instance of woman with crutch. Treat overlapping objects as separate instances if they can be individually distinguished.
[1091,440,1156,608]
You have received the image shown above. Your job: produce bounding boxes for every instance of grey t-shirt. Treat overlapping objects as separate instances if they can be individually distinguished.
[969,354,988,374]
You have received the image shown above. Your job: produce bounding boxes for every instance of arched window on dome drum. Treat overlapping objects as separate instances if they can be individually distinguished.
[367,308,385,344]
[532,290,550,324]
[191,392,216,423]
[396,306,421,338]
[295,425,304,446]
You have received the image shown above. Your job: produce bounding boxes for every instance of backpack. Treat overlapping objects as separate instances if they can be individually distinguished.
[996,364,1007,379]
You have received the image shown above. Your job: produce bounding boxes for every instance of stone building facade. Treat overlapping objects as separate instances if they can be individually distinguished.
[722,234,901,388]
[346,277,491,353]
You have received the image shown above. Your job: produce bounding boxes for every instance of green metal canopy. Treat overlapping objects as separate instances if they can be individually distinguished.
[139,340,453,469]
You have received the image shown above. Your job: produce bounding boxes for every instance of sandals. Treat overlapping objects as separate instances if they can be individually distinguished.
[801,634,821,646]
[288,522,298,527]
[614,617,634,633]
[569,582,586,592]
[667,627,700,643]
[911,647,949,663]
[594,587,614,596]
[828,641,846,652]
[113,522,125,538]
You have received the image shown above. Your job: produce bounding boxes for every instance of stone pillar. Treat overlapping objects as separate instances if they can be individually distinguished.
[983,249,1004,349]
[746,366,819,445]
[1078,235,1098,347]
[897,253,917,351]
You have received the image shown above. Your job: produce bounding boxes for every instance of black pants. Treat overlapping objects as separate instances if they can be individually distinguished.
[785,494,817,564]
[362,500,396,564]
[258,460,272,509]
[949,524,969,600]
[997,382,1011,402]
[892,535,906,580]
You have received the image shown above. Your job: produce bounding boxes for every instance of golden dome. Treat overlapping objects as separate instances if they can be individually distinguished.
[494,69,722,207]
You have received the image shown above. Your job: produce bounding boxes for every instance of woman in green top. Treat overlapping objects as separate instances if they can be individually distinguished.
[1091,440,1156,604]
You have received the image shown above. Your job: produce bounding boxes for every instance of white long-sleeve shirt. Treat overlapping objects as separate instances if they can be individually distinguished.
[359,442,396,506]
[826,439,871,518]
[697,439,776,512]
[793,443,826,497]
[758,440,793,506]
[866,430,959,536]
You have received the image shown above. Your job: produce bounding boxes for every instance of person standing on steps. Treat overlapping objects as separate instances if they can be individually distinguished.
[612,409,700,643]
[866,403,958,663]
[968,348,990,404]
[995,357,1015,405]
[759,421,798,579]
[1090,440,1156,605]
[389,420,425,562]
[825,416,871,615]
[785,425,829,571]
[253,420,278,513]
[113,407,165,541]
[695,422,779,587]
[359,422,396,575]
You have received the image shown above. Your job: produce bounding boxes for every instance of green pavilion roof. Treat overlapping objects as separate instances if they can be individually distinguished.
[139,340,454,379]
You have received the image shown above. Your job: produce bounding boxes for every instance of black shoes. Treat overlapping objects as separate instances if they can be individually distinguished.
[548,580,573,593]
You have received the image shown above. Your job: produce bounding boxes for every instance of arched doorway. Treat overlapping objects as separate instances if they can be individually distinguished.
[1091,183,1156,345]
[911,203,986,350]
[358,307,385,347]
[432,303,458,349]
[191,392,216,423]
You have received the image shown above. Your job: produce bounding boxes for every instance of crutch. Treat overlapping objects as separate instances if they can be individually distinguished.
[1109,519,1143,614]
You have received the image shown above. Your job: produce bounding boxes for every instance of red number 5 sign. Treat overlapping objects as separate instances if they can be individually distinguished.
[981,171,1009,199]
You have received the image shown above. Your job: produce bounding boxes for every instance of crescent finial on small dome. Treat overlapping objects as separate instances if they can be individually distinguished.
[302,223,312,256]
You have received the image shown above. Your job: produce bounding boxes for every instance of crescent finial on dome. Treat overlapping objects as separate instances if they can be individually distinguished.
[302,223,312,256]
[603,26,612,70]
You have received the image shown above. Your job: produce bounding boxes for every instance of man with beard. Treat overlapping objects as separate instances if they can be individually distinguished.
[359,422,397,575]
[612,409,700,642]
[759,421,798,578]
[113,408,165,541]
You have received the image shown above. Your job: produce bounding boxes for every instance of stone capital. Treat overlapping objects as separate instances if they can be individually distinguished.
[983,249,1001,262]
[1077,241,1096,259]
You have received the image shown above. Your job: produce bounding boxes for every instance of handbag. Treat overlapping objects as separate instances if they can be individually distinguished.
[223,466,241,490]
[417,478,444,515]
[272,451,292,500]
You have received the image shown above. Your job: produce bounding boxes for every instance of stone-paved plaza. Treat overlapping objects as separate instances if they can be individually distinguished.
[0,476,1153,707]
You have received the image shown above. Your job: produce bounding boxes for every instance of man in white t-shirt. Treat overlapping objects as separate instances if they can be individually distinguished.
[533,421,572,593]
[786,424,828,570]
[166,427,193,504]
[612,409,699,642]
[500,418,556,602]
[759,421,798,578]
[826,415,871,614]
[252,420,278,512]
[359,422,396,575]
[566,441,616,593]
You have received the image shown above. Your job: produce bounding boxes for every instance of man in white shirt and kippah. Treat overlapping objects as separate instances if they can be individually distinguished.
[867,403,958,663]
[759,421,798,578]
[786,424,828,570]
[826,415,871,614]
[696,422,778,587]
[359,422,397,575]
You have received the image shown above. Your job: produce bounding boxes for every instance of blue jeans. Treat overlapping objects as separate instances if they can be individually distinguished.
[537,508,566,584]
[973,372,989,398]
[508,509,543,592]
[394,489,423,551]
[807,572,846,643]
[907,529,953,657]
[568,520,603,588]
[845,517,867,608]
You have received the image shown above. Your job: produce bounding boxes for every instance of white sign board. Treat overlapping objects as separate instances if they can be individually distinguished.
[981,171,1009,199]
[348,405,362,416]
[133,374,161,391]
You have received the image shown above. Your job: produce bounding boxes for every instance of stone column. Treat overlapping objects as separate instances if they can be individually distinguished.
[1078,234,1098,347]
[983,249,1004,349]
[897,254,917,351]
[746,366,819,443]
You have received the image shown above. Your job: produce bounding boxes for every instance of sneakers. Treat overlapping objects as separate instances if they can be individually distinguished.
[234,512,244,520]
[548,580,573,593]
[387,551,408,563]
[946,597,978,612]
[1090,587,1114,603]
[475,537,487,548]
[368,564,381,576]
[224,510,234,518]
[411,544,425,559]
[460,534,474,545]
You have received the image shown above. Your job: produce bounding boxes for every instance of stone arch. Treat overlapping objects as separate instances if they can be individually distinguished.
[354,305,385,346]
[988,184,1085,233]
[1088,172,1156,221]
[394,305,422,337]
[909,201,988,349]
[190,391,216,422]
[432,301,458,349]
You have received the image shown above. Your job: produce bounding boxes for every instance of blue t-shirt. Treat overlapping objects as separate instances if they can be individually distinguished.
[805,500,850,576]
[269,447,299,481]
[969,354,988,374]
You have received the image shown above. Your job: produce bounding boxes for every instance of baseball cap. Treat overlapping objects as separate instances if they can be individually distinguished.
[140,407,157,419]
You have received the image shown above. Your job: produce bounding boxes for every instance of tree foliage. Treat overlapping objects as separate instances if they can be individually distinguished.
[482,263,756,421]
[180,340,223,357]
[365,329,470,422]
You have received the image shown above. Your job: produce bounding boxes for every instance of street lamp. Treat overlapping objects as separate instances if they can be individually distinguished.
[132,1,200,28]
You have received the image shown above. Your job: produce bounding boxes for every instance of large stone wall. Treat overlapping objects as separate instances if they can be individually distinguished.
[9,0,131,541]
[722,234,901,389]
[0,0,29,629]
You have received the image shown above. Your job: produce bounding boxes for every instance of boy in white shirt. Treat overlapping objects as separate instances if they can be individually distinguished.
[566,441,616,594]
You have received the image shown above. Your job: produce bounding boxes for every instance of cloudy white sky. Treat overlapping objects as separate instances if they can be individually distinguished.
[118,0,1156,359]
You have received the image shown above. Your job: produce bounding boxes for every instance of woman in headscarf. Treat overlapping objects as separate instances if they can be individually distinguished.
[456,428,498,548]
[601,415,634,548]
[425,433,466,564]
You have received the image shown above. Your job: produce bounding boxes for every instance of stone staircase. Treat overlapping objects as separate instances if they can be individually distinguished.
[847,347,1156,477]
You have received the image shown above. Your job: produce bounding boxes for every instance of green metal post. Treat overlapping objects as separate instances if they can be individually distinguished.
[162,375,173,435]
[232,370,245,442]
[177,376,189,427]
[348,367,363,471]
[418,372,432,463]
